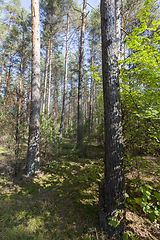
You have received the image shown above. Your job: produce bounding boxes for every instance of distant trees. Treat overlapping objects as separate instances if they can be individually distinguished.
[0,0,159,179]
[0,0,160,237]
[99,0,125,237]
[26,0,41,176]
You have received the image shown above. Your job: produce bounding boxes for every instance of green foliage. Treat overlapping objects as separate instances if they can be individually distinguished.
[40,113,60,154]
[0,143,105,240]
[126,183,160,222]
[120,0,160,155]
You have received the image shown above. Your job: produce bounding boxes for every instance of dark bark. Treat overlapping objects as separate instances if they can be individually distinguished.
[26,0,40,176]
[77,0,86,148]
[99,0,125,237]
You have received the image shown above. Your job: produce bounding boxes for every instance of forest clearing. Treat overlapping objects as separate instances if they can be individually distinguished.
[0,0,160,239]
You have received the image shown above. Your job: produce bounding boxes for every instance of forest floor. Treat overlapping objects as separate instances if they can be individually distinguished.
[0,139,159,240]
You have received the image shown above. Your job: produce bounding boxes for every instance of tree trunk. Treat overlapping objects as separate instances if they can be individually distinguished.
[77,0,86,148]
[8,45,13,93]
[99,0,125,237]
[83,77,87,121]
[54,65,58,120]
[4,59,8,101]
[15,30,25,161]
[89,42,94,133]
[48,32,52,115]
[26,0,40,176]
[42,37,50,113]
[68,72,73,133]
[59,12,69,142]
[26,67,31,129]
[0,16,11,93]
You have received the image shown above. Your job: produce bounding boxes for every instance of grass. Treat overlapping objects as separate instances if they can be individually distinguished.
[0,143,105,240]
[0,140,159,239]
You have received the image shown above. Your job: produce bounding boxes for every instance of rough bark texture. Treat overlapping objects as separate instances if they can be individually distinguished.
[99,0,125,237]
[59,12,69,142]
[26,0,40,176]
[77,0,86,149]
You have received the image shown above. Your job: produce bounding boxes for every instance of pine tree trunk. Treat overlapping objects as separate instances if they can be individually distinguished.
[42,38,50,113]
[26,0,40,176]
[26,68,31,129]
[59,12,69,142]
[4,59,8,101]
[77,0,86,148]
[54,66,58,120]
[89,42,94,133]
[99,0,125,237]
[8,45,13,93]
[0,16,11,93]
[68,72,73,133]
[48,32,52,115]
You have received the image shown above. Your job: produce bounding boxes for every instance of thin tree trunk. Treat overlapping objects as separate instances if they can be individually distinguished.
[8,45,13,93]
[15,30,25,161]
[77,0,86,148]
[54,65,58,120]
[68,72,73,133]
[99,0,125,237]
[83,77,87,121]
[4,59,8,101]
[15,87,20,162]
[89,42,94,133]
[20,30,25,95]
[19,30,25,116]
[0,16,11,93]
[26,0,40,176]
[26,67,31,128]
[42,37,50,113]
[59,12,69,142]
[48,32,52,115]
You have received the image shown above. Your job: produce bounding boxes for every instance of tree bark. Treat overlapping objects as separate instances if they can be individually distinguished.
[77,0,86,148]
[8,45,13,93]
[42,37,50,113]
[59,12,69,142]
[89,41,94,133]
[48,31,52,115]
[99,0,125,237]
[0,16,11,93]
[54,64,58,120]
[26,0,41,176]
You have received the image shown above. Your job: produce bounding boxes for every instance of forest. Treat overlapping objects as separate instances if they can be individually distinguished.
[0,0,159,239]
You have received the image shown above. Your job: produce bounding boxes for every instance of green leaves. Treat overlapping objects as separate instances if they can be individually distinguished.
[123,233,129,240]
[144,0,151,6]
[109,219,118,228]
[154,191,160,201]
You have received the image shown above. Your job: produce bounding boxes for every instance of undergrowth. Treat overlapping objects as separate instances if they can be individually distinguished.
[0,140,159,239]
